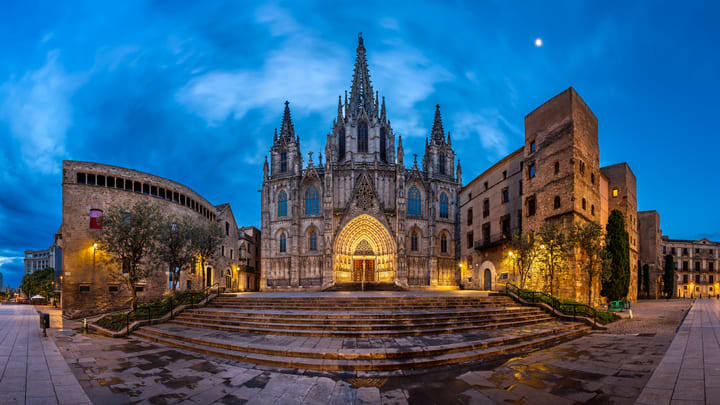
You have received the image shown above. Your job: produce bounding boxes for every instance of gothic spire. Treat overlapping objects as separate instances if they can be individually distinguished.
[431,104,445,143]
[348,33,375,117]
[336,95,343,124]
[380,96,386,122]
[279,101,295,141]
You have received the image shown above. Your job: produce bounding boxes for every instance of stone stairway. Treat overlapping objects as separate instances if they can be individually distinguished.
[133,293,591,374]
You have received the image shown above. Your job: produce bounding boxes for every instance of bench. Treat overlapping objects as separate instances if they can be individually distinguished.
[609,300,631,312]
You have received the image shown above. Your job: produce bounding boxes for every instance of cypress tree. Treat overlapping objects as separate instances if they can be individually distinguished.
[601,210,630,301]
[663,254,675,298]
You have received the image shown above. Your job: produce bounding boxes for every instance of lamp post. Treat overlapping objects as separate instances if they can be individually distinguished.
[92,243,98,273]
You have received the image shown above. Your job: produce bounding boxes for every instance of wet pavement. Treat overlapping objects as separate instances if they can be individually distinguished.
[47,299,692,404]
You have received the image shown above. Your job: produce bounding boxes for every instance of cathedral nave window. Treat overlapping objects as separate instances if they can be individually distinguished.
[439,153,446,175]
[278,191,288,217]
[338,128,346,161]
[408,186,422,216]
[411,231,419,252]
[439,192,449,219]
[304,186,319,215]
[280,151,288,173]
[358,121,368,153]
[309,230,317,252]
[440,234,448,253]
[279,232,287,253]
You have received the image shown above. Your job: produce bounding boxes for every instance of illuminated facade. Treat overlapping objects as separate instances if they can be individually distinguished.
[260,35,460,290]
[663,237,720,298]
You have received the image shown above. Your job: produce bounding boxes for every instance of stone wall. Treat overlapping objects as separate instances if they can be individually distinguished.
[638,210,664,298]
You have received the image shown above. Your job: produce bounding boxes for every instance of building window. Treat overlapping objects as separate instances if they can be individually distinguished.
[519,180,523,196]
[683,274,688,283]
[87,174,96,185]
[142,183,149,194]
[683,261,688,271]
[279,232,287,253]
[77,173,86,184]
[612,188,619,197]
[280,151,288,173]
[411,231,419,252]
[408,186,422,216]
[358,121,368,153]
[663,246,667,254]
[503,170,507,179]
[338,127,345,161]
[710,262,715,272]
[79,285,90,292]
[380,127,387,162]
[439,153,446,175]
[466,231,473,250]
[591,173,595,184]
[439,192,449,219]
[483,199,490,218]
[696,274,700,283]
[133,181,141,193]
[527,196,536,216]
[530,141,536,152]
[441,234,448,253]
[501,216,511,237]
[135,286,144,293]
[278,191,288,217]
[696,261,701,270]
[582,198,587,210]
[467,208,473,225]
[225,222,230,236]
[309,230,317,251]
[304,186,320,216]
[591,205,595,216]
[502,188,509,203]
[683,248,688,255]
[221,246,225,256]
[97,175,106,187]
[125,180,132,191]
[554,161,559,175]
[89,209,103,230]
[554,196,561,209]
[579,161,585,174]
[108,285,118,293]
[107,176,115,188]
[484,181,488,191]
[711,275,715,283]
[482,223,491,243]
[528,164,535,179]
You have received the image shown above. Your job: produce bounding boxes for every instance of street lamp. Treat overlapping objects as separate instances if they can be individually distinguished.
[92,243,98,273]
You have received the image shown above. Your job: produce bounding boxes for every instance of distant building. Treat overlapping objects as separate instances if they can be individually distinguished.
[240,226,261,290]
[638,210,664,298]
[662,237,719,298]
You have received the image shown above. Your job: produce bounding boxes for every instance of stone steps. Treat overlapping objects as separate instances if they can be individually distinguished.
[206,303,516,311]
[134,322,590,372]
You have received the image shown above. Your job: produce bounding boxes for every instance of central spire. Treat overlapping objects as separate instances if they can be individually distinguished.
[348,33,375,117]
[279,100,295,141]
[430,104,445,143]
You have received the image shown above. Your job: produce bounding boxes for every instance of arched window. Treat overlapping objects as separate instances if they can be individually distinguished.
[304,186,319,215]
[554,196,561,209]
[280,151,287,173]
[277,191,287,217]
[309,230,317,251]
[338,127,345,161]
[439,153,446,175]
[279,232,287,253]
[408,186,421,216]
[554,161,560,175]
[439,192,449,218]
[441,233,448,253]
[411,231,418,252]
[358,121,368,153]
[380,127,387,162]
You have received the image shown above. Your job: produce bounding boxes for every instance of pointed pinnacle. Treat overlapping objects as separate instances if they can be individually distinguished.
[280,101,295,140]
[381,96,386,120]
[447,131,452,146]
[431,104,445,143]
[337,95,343,122]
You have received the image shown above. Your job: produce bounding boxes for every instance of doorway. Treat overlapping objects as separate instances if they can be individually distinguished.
[352,259,375,282]
[483,268,492,290]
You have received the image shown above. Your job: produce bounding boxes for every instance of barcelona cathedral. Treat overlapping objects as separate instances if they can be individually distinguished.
[261,35,460,290]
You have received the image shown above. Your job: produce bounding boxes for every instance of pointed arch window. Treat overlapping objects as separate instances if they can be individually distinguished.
[280,151,288,173]
[279,232,287,253]
[439,192,449,219]
[277,191,287,217]
[304,186,319,215]
[408,186,422,216]
[441,233,448,253]
[358,121,368,153]
[439,153,446,175]
[411,230,419,252]
[380,127,387,162]
[338,127,345,161]
[309,230,317,251]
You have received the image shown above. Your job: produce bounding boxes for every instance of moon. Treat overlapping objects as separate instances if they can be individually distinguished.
[535,38,543,47]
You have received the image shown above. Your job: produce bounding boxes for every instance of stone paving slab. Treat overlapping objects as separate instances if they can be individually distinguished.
[0,304,91,405]
[636,299,720,405]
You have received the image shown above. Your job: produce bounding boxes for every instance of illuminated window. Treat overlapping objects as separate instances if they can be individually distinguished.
[89,209,103,229]
[278,191,288,217]
[439,192,449,219]
[612,188,619,197]
[305,186,319,215]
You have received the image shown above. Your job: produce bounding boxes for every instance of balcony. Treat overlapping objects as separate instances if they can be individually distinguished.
[474,227,520,251]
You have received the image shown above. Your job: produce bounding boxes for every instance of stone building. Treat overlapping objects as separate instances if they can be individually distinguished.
[460,88,638,303]
[240,226,261,289]
[24,247,56,274]
[59,160,258,318]
[663,237,720,298]
[261,35,460,290]
[638,210,664,298]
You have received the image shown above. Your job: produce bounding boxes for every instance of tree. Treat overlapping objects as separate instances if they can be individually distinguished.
[537,221,572,296]
[507,232,539,289]
[97,201,162,310]
[153,215,195,292]
[663,254,675,298]
[189,219,224,289]
[570,221,606,306]
[20,267,55,299]
[601,209,630,301]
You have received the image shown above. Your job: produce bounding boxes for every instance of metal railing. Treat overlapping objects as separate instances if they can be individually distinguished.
[504,282,600,326]
[125,283,220,333]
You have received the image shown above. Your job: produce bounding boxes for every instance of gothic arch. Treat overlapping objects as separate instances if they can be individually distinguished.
[333,214,397,283]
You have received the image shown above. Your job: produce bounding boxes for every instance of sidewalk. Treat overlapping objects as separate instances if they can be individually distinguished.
[636,298,720,404]
[0,304,92,405]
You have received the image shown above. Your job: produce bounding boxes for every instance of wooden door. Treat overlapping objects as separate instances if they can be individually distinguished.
[352,259,375,282]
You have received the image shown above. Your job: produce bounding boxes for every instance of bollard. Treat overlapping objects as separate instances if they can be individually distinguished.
[83,318,88,331]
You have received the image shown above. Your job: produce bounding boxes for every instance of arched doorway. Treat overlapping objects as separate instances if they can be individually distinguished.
[333,214,396,284]
[483,269,492,290]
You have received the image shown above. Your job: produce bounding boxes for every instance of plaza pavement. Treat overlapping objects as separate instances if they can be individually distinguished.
[636,298,720,405]
[0,304,91,405]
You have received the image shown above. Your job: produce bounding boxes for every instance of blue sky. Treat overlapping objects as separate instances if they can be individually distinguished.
[1,1,718,287]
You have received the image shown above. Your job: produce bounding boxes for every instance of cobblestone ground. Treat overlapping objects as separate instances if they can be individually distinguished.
[49,300,692,404]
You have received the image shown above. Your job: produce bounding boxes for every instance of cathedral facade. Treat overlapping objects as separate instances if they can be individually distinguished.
[260,35,461,290]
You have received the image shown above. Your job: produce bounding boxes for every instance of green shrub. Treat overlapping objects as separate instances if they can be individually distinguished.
[514,288,618,325]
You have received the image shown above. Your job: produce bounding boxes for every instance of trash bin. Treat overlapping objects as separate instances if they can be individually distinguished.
[39,312,49,336]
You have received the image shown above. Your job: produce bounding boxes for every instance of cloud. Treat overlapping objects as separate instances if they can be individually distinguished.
[453,109,521,160]
[0,256,22,267]
[0,51,85,174]
[379,17,400,31]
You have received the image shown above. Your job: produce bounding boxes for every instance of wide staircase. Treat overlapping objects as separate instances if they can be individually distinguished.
[133,293,591,373]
